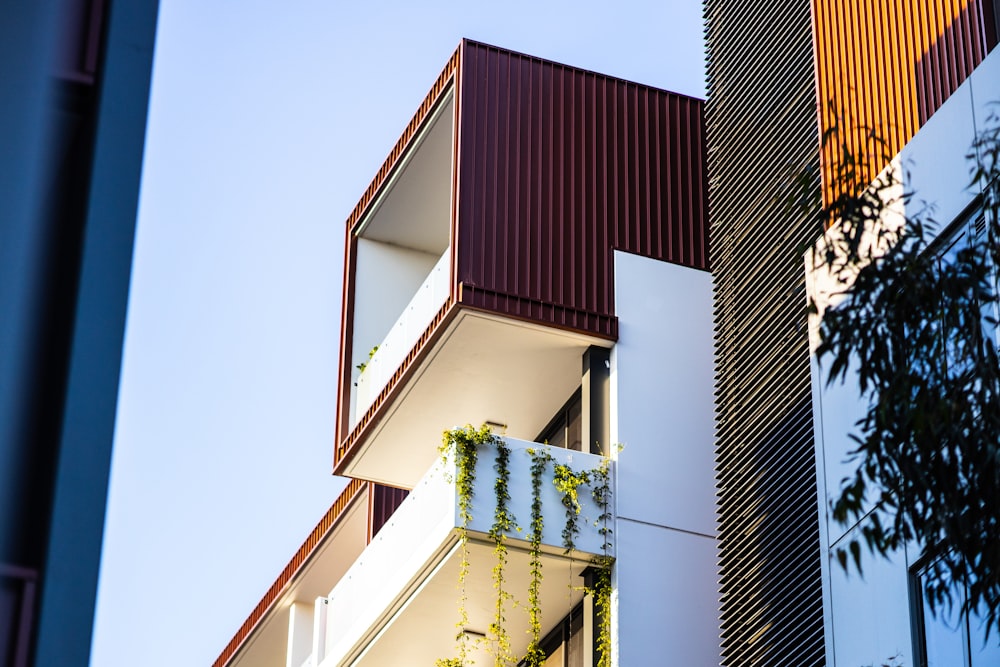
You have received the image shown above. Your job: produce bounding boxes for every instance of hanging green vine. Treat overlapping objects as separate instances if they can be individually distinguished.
[552,463,592,553]
[436,424,494,667]
[590,556,614,667]
[589,457,613,554]
[488,436,516,665]
[523,447,554,666]
[437,426,616,667]
[588,454,614,667]
[550,451,615,667]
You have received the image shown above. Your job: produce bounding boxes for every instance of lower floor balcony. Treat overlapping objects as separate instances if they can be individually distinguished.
[294,435,614,667]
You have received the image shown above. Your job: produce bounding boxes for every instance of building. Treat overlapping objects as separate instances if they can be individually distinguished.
[220,5,1000,667]
[707,1,999,665]
[807,44,1000,666]
[214,39,715,667]
[0,1,159,665]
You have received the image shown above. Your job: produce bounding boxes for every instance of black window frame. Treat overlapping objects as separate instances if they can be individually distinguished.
[535,387,583,452]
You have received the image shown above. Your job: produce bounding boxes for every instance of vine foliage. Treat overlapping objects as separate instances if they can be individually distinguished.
[438,425,615,665]
[590,556,614,667]
[436,424,491,667]
[489,436,515,665]
[523,447,554,666]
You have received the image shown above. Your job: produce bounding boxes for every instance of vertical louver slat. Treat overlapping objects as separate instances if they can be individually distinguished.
[705,0,825,664]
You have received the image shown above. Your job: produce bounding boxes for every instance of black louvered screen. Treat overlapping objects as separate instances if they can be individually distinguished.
[705,0,827,663]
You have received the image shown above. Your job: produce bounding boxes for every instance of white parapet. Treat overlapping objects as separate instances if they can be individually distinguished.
[353,249,450,425]
[317,437,613,667]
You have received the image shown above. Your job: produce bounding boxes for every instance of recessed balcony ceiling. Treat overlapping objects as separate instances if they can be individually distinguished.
[346,540,591,667]
[342,310,606,488]
[358,93,453,255]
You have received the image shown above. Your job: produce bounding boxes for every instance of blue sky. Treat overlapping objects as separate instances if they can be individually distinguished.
[90,2,705,664]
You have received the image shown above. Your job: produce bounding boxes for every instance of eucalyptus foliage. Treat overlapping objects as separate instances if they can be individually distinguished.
[808,113,1000,636]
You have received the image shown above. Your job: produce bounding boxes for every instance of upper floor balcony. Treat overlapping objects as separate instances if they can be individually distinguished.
[335,39,709,488]
[290,436,613,667]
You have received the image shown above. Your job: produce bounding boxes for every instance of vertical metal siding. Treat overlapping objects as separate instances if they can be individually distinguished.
[455,41,709,339]
[813,0,992,203]
[367,483,410,541]
[706,0,826,663]
[337,40,711,472]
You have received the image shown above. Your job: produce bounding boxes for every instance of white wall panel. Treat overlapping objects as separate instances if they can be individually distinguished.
[352,238,438,378]
[809,47,1000,667]
[611,250,715,537]
[826,528,914,667]
[614,519,718,666]
[900,78,975,229]
[971,47,1000,137]
[813,353,871,545]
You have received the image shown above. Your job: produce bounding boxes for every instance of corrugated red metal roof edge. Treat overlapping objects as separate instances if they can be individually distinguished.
[461,38,706,103]
[212,478,366,667]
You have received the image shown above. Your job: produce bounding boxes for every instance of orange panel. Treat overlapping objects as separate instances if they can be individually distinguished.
[812,0,991,205]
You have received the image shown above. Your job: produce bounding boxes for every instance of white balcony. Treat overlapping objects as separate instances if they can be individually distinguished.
[307,437,613,667]
[352,249,450,425]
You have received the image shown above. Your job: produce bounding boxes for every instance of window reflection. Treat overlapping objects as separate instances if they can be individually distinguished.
[912,559,1000,666]
[523,604,586,667]
[537,389,583,452]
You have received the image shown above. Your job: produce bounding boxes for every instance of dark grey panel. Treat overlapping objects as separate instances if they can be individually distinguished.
[705,0,826,663]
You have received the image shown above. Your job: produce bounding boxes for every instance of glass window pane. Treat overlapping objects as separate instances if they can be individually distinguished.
[922,599,967,667]
[566,398,582,452]
[969,601,1000,666]
[548,422,566,449]
[543,643,564,667]
[566,611,585,667]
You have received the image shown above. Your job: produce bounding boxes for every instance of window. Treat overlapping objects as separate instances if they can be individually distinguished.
[921,205,995,380]
[910,558,1000,666]
[904,204,1000,665]
[520,604,586,667]
[535,388,582,451]
[534,346,610,455]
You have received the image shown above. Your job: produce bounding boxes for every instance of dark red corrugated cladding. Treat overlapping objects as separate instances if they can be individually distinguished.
[334,39,709,472]
[368,483,409,540]
[455,40,709,340]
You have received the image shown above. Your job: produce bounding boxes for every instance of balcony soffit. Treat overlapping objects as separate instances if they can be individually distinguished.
[343,310,607,488]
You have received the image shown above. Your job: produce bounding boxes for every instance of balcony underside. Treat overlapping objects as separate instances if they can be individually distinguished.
[331,536,593,667]
[339,309,608,488]
[320,438,612,667]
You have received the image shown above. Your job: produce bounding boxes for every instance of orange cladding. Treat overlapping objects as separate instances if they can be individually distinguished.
[812,0,994,204]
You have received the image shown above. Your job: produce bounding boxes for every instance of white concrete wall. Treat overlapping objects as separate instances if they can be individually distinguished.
[466,438,611,557]
[318,438,609,666]
[350,238,441,421]
[287,602,314,667]
[808,46,1000,667]
[323,454,455,664]
[353,250,449,423]
[610,250,717,665]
